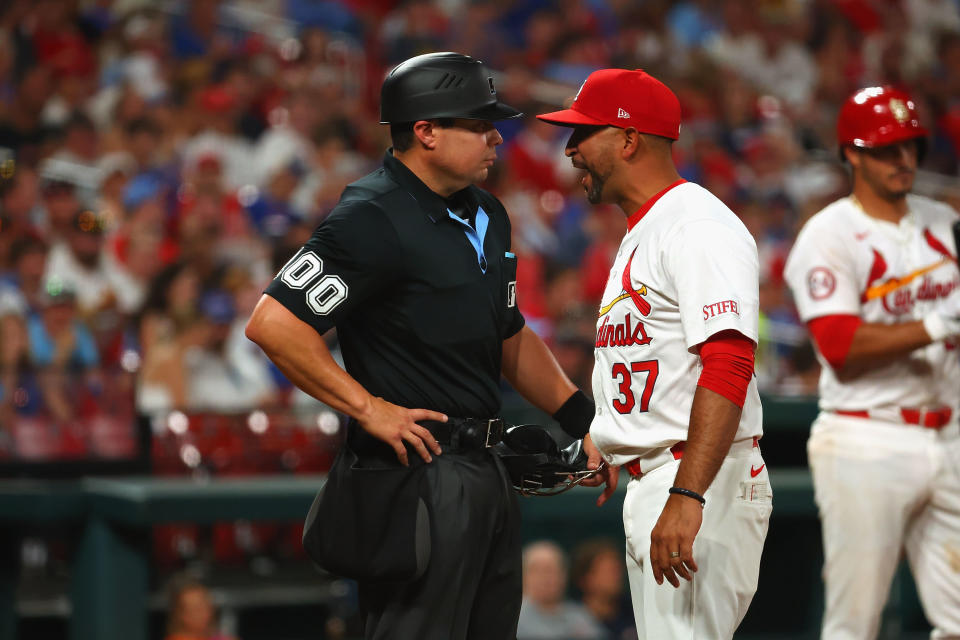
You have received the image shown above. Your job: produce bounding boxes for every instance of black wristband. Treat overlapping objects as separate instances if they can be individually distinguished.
[552,390,595,439]
[669,486,706,507]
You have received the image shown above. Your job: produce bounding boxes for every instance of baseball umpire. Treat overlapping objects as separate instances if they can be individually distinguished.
[537,68,772,639]
[784,86,960,639]
[245,52,598,640]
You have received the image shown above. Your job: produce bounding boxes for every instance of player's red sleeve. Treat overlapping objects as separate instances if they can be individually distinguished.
[697,330,755,408]
[806,314,862,370]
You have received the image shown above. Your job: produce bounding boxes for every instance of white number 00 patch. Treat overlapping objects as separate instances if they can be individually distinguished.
[279,250,348,315]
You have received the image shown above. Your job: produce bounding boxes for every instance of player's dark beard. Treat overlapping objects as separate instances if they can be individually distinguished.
[882,185,912,200]
[885,171,914,199]
[864,167,914,201]
[586,166,605,204]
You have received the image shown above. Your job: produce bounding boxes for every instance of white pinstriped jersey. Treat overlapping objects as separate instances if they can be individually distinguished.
[589,181,764,466]
[783,195,960,412]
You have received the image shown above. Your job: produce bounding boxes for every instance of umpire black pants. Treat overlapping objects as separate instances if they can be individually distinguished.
[357,445,522,640]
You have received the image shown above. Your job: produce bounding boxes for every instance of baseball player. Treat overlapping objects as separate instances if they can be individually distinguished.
[538,69,772,639]
[784,86,960,639]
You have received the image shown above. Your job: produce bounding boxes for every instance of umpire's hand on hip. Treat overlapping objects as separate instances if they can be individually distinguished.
[357,397,447,465]
[650,494,702,588]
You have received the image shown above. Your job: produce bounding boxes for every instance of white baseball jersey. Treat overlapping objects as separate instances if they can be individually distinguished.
[589,181,764,466]
[783,194,960,412]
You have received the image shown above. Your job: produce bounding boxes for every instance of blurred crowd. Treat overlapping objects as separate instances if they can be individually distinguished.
[164,573,239,640]
[2,0,960,463]
[518,538,636,640]
[153,539,633,640]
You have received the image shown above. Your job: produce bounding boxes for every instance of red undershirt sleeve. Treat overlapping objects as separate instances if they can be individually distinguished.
[697,330,755,408]
[806,314,862,371]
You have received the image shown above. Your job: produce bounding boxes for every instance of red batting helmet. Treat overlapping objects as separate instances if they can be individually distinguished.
[837,86,927,151]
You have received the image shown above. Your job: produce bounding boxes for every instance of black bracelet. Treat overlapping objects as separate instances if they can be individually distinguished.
[669,486,706,506]
[552,390,595,439]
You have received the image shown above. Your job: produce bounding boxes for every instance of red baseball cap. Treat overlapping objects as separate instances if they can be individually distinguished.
[537,69,681,140]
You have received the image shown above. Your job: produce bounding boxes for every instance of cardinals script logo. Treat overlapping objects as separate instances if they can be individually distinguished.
[596,247,653,348]
[861,230,960,314]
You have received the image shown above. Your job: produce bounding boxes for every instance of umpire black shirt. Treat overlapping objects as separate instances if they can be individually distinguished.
[265,151,524,419]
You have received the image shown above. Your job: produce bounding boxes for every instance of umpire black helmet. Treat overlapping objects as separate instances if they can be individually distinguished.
[379,52,522,124]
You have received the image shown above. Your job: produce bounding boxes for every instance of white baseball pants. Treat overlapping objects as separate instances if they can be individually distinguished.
[623,439,772,639]
[809,413,960,640]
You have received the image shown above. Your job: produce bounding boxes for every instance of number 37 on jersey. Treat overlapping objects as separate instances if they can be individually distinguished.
[611,360,659,415]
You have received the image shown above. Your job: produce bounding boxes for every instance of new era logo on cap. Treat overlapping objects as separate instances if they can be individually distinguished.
[536,69,682,140]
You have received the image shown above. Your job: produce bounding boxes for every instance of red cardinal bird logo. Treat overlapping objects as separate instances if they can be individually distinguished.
[598,247,652,316]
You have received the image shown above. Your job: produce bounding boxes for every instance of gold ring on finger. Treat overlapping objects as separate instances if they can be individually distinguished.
[669,551,680,558]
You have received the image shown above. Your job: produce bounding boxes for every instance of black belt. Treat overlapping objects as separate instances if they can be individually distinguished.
[419,417,505,449]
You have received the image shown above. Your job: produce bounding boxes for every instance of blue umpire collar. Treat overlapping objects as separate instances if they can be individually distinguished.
[381,150,483,224]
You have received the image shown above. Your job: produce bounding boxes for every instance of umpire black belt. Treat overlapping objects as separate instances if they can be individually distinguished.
[420,417,505,449]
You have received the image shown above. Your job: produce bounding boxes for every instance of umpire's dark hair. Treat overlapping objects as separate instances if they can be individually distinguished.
[390,118,456,152]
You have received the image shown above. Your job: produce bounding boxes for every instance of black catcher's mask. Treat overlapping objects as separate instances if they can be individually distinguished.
[492,424,604,497]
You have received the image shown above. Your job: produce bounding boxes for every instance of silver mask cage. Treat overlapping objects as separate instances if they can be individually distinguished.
[516,461,606,497]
